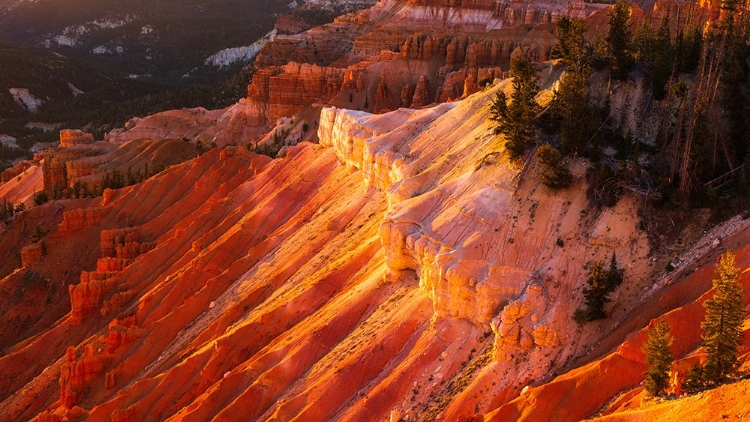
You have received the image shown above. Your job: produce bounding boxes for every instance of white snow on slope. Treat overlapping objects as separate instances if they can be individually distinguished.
[205,29,277,68]
[45,15,136,48]
[0,134,19,149]
[9,88,43,112]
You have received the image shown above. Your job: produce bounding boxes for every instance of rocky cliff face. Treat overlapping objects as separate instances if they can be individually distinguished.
[36,131,198,196]
[58,130,94,148]
[241,0,724,146]
[317,75,652,364]
[4,70,748,421]
[247,63,347,125]
[1,0,748,420]
[241,0,603,135]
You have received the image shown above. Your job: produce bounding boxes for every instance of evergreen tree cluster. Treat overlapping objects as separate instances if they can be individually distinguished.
[552,16,592,73]
[546,15,604,159]
[642,251,745,398]
[632,16,702,100]
[490,56,540,160]
[36,162,170,205]
[52,163,169,201]
[489,0,750,207]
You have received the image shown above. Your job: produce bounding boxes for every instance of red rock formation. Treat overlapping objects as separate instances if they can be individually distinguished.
[3,2,750,422]
[0,162,42,207]
[96,257,130,273]
[1,160,32,183]
[40,141,114,193]
[100,228,141,258]
[65,156,105,180]
[36,412,63,422]
[105,107,262,147]
[42,153,68,194]
[275,13,313,34]
[438,70,465,102]
[245,0,564,118]
[247,63,346,124]
[59,345,105,409]
[255,18,366,68]
[37,135,200,200]
[411,74,430,106]
[374,76,395,113]
[438,66,502,102]
[106,317,139,354]
[20,243,44,266]
[401,83,416,107]
[68,226,154,325]
[69,271,118,325]
[59,130,94,148]
[58,208,106,233]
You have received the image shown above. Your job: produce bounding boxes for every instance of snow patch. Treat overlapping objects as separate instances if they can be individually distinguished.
[205,29,277,68]
[91,18,130,29]
[45,15,136,48]
[9,88,43,112]
[68,83,84,96]
[25,122,57,132]
[141,25,154,35]
[53,35,78,47]
[0,0,41,13]
[92,45,125,55]
[0,134,19,149]
[29,141,56,152]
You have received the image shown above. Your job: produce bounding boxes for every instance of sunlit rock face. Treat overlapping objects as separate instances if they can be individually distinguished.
[2,0,750,420]
[2,63,750,422]
[318,78,651,329]
[244,0,725,145]
[243,0,611,131]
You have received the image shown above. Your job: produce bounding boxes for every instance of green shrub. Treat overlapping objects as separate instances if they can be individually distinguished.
[536,144,572,189]
[34,191,49,206]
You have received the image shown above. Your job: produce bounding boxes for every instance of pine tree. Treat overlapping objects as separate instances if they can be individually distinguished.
[651,17,673,100]
[490,56,540,160]
[606,253,624,290]
[606,0,634,80]
[682,365,706,394]
[720,17,750,170]
[642,320,675,397]
[702,250,744,385]
[632,19,656,62]
[582,260,610,321]
[553,17,591,72]
[553,69,590,155]
[677,26,702,74]
[576,254,625,323]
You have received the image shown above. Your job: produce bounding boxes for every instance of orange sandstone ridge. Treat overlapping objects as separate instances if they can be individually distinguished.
[2,73,750,421]
[1,0,748,420]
